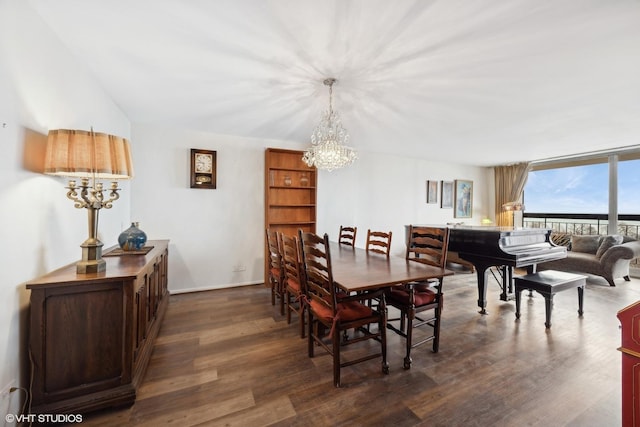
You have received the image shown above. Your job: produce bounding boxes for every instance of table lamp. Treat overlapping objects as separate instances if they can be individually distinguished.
[44,128,134,273]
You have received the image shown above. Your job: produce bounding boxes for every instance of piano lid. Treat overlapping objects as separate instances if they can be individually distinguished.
[410,224,554,243]
[408,224,566,266]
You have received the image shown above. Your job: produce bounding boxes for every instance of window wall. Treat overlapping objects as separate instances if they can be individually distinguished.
[619,158,640,215]
[524,153,640,237]
[524,163,608,214]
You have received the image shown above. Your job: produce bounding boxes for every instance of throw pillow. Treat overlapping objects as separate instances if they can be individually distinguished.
[570,235,600,254]
[596,235,624,259]
[550,232,571,247]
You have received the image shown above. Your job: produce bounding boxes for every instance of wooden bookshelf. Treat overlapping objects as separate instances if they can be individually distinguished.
[264,148,317,281]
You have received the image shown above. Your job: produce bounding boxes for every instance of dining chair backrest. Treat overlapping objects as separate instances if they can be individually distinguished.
[281,233,305,294]
[405,225,450,268]
[299,230,336,313]
[266,228,283,275]
[338,225,357,247]
[266,228,285,314]
[366,229,393,257]
[281,232,307,337]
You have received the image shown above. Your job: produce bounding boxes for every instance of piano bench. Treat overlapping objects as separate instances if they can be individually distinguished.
[514,270,587,329]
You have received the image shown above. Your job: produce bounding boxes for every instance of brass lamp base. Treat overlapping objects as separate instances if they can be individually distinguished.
[77,240,106,274]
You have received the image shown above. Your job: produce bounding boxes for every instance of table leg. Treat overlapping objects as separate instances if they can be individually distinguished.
[380,293,389,374]
[544,294,553,329]
[577,285,584,317]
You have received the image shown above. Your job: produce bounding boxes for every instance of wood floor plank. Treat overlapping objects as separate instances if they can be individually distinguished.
[137,367,219,399]
[203,395,297,427]
[134,390,255,427]
[78,271,640,426]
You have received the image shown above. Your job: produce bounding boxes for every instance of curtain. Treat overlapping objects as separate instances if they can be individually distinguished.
[494,162,531,227]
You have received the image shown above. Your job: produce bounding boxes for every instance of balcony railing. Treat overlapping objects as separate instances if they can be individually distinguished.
[523,213,640,269]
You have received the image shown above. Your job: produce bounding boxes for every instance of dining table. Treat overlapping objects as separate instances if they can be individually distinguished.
[312,241,454,376]
[327,242,454,293]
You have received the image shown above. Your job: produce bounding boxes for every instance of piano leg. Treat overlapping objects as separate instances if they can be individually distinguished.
[527,264,537,297]
[475,266,490,314]
[499,266,514,301]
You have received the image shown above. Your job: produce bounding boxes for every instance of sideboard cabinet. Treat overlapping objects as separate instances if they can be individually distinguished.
[26,240,169,415]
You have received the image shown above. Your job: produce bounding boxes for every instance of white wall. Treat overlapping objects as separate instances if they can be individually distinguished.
[131,124,494,291]
[0,0,130,419]
[130,124,305,293]
[318,150,493,257]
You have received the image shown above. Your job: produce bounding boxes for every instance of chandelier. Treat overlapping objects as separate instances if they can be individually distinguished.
[302,78,357,171]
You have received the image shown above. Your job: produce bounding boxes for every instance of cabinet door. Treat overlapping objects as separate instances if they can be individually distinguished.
[133,281,148,361]
[30,281,128,404]
[160,249,169,297]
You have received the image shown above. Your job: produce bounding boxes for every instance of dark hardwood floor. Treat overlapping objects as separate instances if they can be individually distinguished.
[80,271,640,426]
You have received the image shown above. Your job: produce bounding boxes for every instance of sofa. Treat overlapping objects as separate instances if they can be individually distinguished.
[537,234,640,286]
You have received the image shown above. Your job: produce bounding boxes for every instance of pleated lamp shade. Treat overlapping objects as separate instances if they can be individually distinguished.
[44,129,134,179]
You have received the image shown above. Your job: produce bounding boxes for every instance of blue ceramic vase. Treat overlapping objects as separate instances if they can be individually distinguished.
[118,222,147,251]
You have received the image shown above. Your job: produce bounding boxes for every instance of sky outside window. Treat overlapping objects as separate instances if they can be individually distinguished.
[525,163,609,214]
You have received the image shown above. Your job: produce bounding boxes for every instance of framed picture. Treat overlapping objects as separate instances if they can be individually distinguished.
[426,180,438,204]
[454,179,473,218]
[440,181,453,209]
[190,148,217,189]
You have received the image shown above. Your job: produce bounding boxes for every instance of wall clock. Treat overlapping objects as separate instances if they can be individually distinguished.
[190,149,217,189]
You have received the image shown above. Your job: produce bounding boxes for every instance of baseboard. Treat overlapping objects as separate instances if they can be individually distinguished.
[169,280,263,295]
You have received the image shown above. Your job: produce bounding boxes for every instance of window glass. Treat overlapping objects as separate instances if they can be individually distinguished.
[619,159,640,215]
[524,163,608,213]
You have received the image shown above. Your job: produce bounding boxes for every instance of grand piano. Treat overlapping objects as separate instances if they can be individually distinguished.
[446,226,567,314]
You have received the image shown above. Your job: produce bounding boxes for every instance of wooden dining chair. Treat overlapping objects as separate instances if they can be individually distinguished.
[338,225,357,247]
[298,230,388,387]
[363,229,393,311]
[365,229,393,257]
[386,225,450,369]
[281,233,306,338]
[266,228,285,315]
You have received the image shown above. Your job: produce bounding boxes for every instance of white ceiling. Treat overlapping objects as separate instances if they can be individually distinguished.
[28,0,640,166]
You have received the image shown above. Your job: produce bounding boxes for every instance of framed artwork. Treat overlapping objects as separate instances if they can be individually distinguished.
[454,179,473,218]
[440,181,453,209]
[190,148,217,189]
[426,180,438,204]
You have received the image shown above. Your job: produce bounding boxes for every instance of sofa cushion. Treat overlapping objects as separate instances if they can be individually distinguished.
[571,235,600,254]
[596,235,624,259]
[542,251,603,275]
